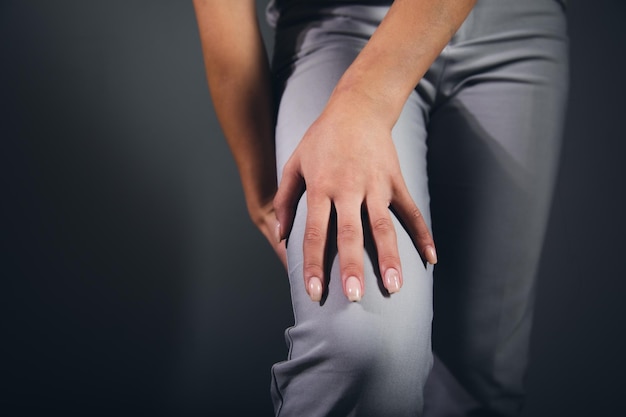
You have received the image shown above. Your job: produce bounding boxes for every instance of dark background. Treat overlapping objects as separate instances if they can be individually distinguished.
[2,1,625,416]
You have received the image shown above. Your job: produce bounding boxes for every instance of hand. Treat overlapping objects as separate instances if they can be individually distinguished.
[273,96,437,303]
[250,200,288,271]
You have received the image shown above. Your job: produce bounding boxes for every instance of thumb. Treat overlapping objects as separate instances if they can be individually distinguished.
[273,158,305,242]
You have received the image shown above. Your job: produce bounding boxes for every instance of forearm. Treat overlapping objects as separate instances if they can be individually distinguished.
[193,0,276,223]
[329,0,476,127]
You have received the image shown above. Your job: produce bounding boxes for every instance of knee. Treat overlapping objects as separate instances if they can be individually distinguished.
[295,298,432,385]
[323,305,389,372]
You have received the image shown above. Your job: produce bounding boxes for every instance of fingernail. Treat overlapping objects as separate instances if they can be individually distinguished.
[274,221,282,243]
[426,246,438,265]
[346,276,362,302]
[384,268,401,294]
[308,277,322,302]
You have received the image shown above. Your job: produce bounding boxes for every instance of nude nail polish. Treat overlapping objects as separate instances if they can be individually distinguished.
[426,246,438,265]
[274,221,282,243]
[346,276,362,302]
[308,277,322,302]
[384,268,401,294]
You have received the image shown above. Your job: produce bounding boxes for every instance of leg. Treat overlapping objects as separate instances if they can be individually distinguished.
[423,1,569,415]
[270,5,434,416]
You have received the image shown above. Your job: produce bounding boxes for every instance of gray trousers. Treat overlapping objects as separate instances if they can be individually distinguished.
[269,1,569,415]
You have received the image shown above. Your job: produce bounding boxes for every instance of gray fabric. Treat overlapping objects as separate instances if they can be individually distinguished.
[266,0,568,27]
[266,0,392,28]
[269,1,568,416]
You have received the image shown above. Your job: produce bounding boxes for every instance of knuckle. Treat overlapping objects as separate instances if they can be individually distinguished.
[303,262,323,278]
[379,253,400,266]
[338,223,359,242]
[341,261,361,276]
[304,225,324,244]
[417,226,431,238]
[417,228,433,244]
[372,216,394,235]
[409,206,423,221]
[306,188,325,206]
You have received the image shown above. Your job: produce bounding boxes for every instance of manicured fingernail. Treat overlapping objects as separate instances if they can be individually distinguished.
[308,277,322,302]
[346,276,362,302]
[274,221,282,243]
[384,268,401,294]
[426,246,437,265]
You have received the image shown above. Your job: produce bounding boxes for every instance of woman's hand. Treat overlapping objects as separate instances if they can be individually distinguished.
[250,200,288,271]
[271,0,476,303]
[273,93,437,303]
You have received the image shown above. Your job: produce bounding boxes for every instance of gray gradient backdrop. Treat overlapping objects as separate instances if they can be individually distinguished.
[2,1,625,416]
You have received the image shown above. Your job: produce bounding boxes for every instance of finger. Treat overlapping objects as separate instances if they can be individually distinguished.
[391,183,437,265]
[261,216,288,271]
[261,219,288,270]
[303,191,331,302]
[366,197,402,294]
[274,158,305,242]
[334,199,365,302]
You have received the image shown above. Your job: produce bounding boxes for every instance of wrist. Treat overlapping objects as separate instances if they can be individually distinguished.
[326,83,400,131]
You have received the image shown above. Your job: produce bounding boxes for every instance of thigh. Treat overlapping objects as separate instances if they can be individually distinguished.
[271,7,435,416]
[424,1,569,415]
